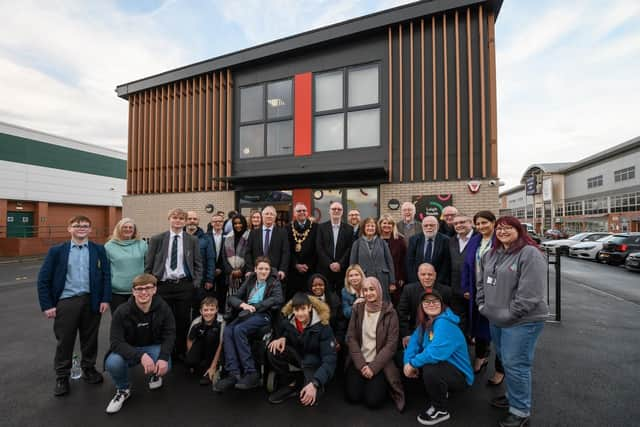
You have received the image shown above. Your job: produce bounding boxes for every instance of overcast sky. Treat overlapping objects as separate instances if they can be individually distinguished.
[1,0,638,190]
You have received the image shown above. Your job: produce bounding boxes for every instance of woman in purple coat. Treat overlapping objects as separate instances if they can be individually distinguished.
[461,210,504,385]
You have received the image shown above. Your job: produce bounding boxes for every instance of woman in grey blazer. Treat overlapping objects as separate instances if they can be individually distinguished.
[349,217,395,302]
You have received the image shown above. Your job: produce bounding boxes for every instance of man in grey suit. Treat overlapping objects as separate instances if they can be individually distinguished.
[145,208,202,360]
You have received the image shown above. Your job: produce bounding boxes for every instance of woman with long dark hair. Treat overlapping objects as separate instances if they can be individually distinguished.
[461,210,504,384]
[222,214,250,314]
[477,216,548,427]
[403,290,473,425]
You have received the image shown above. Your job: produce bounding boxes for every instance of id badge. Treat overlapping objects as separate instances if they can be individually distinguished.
[487,275,496,286]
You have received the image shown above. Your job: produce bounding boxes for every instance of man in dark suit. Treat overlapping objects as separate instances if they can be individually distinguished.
[347,208,361,240]
[287,202,317,299]
[37,215,111,396]
[439,205,459,237]
[145,208,202,360]
[209,213,227,311]
[245,205,290,281]
[447,213,475,334]
[397,263,451,347]
[316,201,354,294]
[406,215,450,285]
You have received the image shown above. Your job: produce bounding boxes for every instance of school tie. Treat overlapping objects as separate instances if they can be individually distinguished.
[263,228,271,255]
[170,235,178,270]
[424,238,433,263]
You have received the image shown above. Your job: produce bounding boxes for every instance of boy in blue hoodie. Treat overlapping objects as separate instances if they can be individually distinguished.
[403,291,473,426]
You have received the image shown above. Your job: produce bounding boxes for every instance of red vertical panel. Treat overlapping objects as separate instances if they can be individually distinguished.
[292,189,313,213]
[294,72,312,157]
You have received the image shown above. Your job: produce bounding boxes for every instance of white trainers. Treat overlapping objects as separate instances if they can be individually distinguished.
[149,375,163,390]
[106,389,130,414]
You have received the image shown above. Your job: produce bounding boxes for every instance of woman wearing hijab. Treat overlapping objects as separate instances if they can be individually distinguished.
[349,217,396,302]
[403,291,473,425]
[477,216,547,427]
[222,214,250,315]
[345,277,404,412]
[105,218,148,313]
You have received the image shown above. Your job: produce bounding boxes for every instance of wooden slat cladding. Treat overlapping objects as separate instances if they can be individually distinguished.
[387,4,497,183]
[126,69,233,194]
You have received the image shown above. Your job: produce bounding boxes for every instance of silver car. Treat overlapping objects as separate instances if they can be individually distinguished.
[569,234,615,260]
[542,232,611,255]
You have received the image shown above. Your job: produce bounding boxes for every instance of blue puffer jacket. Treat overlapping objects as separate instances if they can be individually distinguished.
[403,308,474,385]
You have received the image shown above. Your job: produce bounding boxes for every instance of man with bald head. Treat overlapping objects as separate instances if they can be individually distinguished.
[246,205,290,280]
[397,263,452,347]
[316,201,354,293]
[406,215,451,284]
[398,202,419,240]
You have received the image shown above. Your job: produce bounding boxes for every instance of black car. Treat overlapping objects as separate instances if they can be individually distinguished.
[598,233,640,265]
[625,252,640,272]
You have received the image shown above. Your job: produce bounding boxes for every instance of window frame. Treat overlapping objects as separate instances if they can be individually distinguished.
[238,78,294,159]
[312,62,382,153]
[614,166,635,183]
[587,175,603,189]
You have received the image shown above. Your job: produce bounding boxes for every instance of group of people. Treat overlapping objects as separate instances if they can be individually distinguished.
[37,201,548,427]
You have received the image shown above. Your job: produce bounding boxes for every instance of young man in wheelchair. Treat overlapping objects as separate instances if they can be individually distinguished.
[214,256,283,392]
[266,292,337,406]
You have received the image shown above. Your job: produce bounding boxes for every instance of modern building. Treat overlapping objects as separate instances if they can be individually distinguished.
[499,136,640,234]
[0,121,126,256]
[116,0,503,234]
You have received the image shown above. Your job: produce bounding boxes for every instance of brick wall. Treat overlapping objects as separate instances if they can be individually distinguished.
[380,180,500,221]
[123,191,235,237]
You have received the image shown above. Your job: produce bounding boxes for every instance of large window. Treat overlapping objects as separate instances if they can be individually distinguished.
[584,198,607,214]
[565,201,583,216]
[587,175,603,189]
[614,166,635,183]
[611,191,639,213]
[314,63,380,152]
[311,187,378,223]
[239,79,293,159]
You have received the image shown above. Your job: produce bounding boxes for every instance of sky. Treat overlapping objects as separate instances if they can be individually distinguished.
[1,0,639,190]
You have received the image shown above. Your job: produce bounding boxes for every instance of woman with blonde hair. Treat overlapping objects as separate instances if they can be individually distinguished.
[342,264,366,320]
[378,214,407,306]
[105,218,148,312]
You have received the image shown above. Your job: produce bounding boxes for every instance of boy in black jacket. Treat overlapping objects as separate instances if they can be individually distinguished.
[186,297,224,386]
[105,274,176,414]
[267,292,337,406]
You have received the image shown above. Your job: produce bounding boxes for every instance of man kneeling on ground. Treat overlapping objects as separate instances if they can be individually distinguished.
[105,274,175,414]
[267,292,337,406]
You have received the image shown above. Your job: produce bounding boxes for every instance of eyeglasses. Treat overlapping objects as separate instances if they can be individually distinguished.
[330,207,343,211]
[71,225,91,229]
[496,226,515,232]
[443,213,456,217]
[422,299,441,306]
[132,285,156,293]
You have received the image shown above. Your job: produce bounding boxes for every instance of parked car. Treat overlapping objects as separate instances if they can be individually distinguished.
[521,222,541,244]
[625,252,640,272]
[544,229,569,240]
[598,233,640,265]
[569,234,616,260]
[541,232,611,255]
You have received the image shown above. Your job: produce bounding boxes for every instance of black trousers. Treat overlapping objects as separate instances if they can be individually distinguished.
[157,279,193,356]
[53,295,102,378]
[109,293,130,314]
[186,329,220,375]
[421,362,467,410]
[267,346,318,394]
[449,295,469,335]
[475,338,504,374]
[344,364,388,409]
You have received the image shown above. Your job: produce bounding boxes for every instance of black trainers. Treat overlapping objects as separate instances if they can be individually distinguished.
[491,395,510,409]
[54,377,70,396]
[235,372,260,390]
[82,367,104,384]
[268,385,298,404]
[199,375,212,386]
[499,413,530,427]
[213,375,237,392]
[417,408,450,425]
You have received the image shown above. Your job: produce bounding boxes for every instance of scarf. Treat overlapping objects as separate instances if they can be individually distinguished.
[364,276,383,313]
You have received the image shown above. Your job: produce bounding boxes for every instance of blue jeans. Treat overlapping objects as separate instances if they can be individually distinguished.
[490,321,544,417]
[105,344,172,390]
[223,313,270,376]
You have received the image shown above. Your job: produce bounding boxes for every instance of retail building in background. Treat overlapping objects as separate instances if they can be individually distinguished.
[0,121,125,256]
